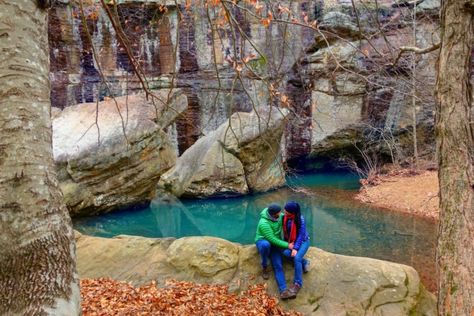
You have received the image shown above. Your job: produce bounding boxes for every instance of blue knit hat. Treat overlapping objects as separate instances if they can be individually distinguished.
[284,201,300,214]
[267,203,282,215]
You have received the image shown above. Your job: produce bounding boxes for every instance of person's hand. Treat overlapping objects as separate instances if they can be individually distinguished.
[291,249,297,257]
[288,242,294,250]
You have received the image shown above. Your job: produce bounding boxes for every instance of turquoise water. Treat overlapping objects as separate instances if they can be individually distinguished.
[73,172,437,290]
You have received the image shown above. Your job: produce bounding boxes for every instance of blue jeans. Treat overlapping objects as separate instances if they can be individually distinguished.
[256,240,287,292]
[283,240,310,287]
[256,239,271,268]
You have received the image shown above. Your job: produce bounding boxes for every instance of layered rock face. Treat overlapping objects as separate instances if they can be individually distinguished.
[48,1,314,155]
[293,1,441,163]
[158,107,288,198]
[53,90,187,216]
[76,233,437,315]
[48,0,444,172]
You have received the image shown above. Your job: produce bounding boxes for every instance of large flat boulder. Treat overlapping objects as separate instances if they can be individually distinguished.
[53,91,187,216]
[76,233,437,315]
[158,107,288,198]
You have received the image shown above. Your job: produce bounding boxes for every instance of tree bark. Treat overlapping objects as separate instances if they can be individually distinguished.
[435,0,474,315]
[0,1,80,315]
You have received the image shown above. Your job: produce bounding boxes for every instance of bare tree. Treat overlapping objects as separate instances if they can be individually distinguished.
[435,0,474,314]
[0,1,80,314]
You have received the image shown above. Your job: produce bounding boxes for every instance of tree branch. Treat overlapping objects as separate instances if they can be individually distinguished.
[391,42,441,66]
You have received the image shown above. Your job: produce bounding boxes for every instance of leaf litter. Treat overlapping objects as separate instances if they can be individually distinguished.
[81,278,302,315]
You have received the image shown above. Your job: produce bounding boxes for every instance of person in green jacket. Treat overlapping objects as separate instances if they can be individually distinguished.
[255,203,295,300]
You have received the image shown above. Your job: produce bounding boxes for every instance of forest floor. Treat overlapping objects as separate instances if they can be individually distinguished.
[81,278,301,315]
[355,169,439,221]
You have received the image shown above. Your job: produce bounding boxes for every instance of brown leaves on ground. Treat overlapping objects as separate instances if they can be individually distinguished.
[81,278,302,316]
[356,170,439,220]
[359,168,423,187]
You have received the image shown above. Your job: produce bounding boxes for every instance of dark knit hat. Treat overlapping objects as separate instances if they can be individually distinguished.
[267,203,282,215]
[284,201,300,214]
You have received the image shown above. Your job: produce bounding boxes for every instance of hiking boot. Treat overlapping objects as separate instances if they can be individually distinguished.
[303,260,311,273]
[280,289,296,300]
[289,283,301,295]
[262,266,270,280]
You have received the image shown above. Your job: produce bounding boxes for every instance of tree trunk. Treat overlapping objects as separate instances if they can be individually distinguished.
[435,0,474,315]
[0,1,80,315]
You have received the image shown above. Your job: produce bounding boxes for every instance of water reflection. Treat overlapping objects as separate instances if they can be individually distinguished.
[73,172,437,291]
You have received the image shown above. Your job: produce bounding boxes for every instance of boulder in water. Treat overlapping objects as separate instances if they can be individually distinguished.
[158,107,288,198]
[53,90,187,216]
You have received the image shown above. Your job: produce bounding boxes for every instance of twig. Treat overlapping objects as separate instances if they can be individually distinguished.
[392,42,440,66]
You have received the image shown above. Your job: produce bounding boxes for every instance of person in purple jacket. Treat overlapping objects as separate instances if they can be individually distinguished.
[282,201,310,296]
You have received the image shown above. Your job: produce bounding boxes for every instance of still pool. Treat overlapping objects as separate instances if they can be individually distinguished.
[73,172,437,291]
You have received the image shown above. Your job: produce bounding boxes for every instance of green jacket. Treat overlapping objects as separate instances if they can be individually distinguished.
[255,208,289,249]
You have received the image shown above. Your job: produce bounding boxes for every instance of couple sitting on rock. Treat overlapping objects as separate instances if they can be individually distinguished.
[255,201,310,300]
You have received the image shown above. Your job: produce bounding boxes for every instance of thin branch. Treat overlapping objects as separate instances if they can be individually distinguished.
[392,42,440,66]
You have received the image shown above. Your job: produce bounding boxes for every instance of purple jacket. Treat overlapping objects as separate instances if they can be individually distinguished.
[284,215,310,250]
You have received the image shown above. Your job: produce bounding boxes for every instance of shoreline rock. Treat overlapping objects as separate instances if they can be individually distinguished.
[53,91,187,216]
[76,233,437,315]
[158,107,288,198]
